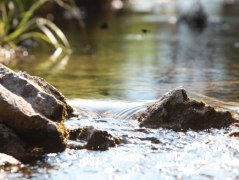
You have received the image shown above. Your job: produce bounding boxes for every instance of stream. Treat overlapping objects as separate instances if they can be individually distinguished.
[4,0,239,179]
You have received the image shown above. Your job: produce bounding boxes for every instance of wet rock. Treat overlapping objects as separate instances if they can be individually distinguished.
[68,126,95,141]
[0,84,68,152]
[0,124,27,158]
[86,130,121,151]
[140,137,161,144]
[18,71,73,117]
[229,132,239,137]
[0,64,70,153]
[68,126,121,151]
[0,64,70,121]
[138,88,235,131]
[68,128,83,141]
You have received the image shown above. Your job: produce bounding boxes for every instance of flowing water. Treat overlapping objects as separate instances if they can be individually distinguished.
[3,0,239,179]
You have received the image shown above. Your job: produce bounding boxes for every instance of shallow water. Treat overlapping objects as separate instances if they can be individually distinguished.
[4,0,239,179]
[4,99,239,180]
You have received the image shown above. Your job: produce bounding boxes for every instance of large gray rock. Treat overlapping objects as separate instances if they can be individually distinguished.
[0,84,68,152]
[138,88,236,131]
[18,71,73,118]
[0,64,71,154]
[0,64,71,121]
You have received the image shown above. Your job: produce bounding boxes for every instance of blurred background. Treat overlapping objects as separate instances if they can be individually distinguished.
[3,0,239,102]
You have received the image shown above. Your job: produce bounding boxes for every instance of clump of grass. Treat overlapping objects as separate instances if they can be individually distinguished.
[0,0,81,54]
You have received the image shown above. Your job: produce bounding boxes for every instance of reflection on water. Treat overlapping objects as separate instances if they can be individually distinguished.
[5,1,239,179]
[9,0,239,103]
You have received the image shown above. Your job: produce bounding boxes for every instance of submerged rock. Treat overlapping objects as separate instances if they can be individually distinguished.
[68,126,121,151]
[138,88,235,131]
[0,64,71,155]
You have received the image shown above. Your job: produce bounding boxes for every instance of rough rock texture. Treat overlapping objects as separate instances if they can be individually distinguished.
[138,88,235,131]
[0,64,70,121]
[0,124,27,157]
[18,71,73,117]
[68,126,121,151]
[0,64,71,154]
[0,84,68,152]
[85,130,121,151]
[68,126,95,141]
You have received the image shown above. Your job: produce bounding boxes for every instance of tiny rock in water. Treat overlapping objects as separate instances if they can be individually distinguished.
[68,126,121,151]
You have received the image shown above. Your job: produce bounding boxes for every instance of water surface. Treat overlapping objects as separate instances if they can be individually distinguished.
[5,0,239,179]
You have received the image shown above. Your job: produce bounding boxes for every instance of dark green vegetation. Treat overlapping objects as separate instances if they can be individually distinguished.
[0,0,80,52]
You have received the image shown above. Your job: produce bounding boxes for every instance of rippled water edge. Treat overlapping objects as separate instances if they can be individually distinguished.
[3,99,239,180]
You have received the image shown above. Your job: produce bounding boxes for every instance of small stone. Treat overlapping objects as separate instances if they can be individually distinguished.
[68,126,95,141]
[141,137,161,144]
[229,132,239,137]
[68,126,121,151]
[86,130,121,151]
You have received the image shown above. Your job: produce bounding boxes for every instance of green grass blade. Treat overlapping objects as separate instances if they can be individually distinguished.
[18,0,47,28]
[36,18,70,48]
[3,19,36,42]
[19,31,65,50]
[13,0,25,13]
